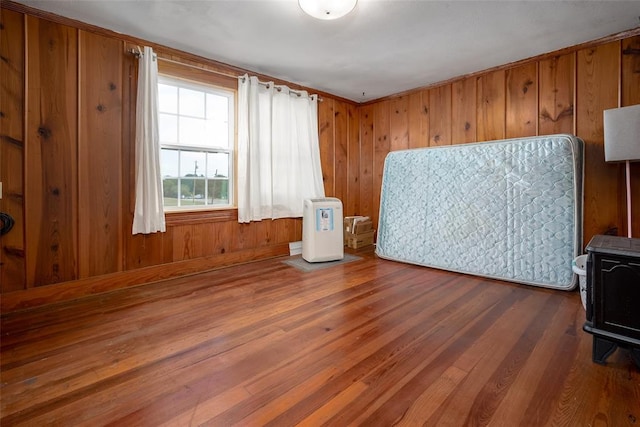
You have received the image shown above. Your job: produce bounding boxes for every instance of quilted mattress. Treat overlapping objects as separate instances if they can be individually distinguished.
[375,134,584,290]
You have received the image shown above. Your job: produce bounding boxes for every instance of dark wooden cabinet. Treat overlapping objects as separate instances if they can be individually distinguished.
[583,235,640,366]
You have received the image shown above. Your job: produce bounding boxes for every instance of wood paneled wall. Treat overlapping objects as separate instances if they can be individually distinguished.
[356,35,640,247]
[1,2,639,310]
[0,9,26,292]
[0,5,356,310]
[25,16,79,288]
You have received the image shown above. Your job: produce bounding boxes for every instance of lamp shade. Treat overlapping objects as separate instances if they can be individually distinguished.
[603,104,640,162]
[299,0,357,20]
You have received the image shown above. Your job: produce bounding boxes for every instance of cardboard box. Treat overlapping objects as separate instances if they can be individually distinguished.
[345,230,375,249]
[344,216,369,234]
[352,219,373,234]
[344,216,372,233]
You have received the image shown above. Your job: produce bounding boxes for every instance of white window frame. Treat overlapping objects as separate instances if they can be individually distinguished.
[158,75,235,212]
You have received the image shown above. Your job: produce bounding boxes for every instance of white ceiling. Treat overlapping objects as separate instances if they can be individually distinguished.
[13,0,640,102]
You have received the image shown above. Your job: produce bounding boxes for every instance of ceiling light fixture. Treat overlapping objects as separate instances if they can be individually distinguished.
[299,0,358,20]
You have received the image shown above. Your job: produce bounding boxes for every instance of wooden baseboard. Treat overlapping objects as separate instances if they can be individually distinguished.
[0,243,290,313]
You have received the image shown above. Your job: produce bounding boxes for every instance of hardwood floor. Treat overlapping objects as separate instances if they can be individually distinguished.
[1,248,638,426]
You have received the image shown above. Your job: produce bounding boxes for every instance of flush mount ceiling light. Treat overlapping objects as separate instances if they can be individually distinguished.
[299,0,358,20]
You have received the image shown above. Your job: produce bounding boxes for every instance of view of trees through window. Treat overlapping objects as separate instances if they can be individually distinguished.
[158,76,234,209]
[160,149,230,207]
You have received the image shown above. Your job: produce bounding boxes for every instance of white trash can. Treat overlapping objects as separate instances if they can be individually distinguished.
[572,255,588,310]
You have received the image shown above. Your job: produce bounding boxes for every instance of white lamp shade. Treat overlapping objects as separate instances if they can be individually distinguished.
[299,0,357,20]
[603,104,640,162]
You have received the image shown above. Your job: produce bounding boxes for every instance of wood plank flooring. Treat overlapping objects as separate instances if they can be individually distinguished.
[1,248,639,426]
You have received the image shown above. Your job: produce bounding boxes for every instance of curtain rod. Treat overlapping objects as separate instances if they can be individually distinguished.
[238,76,321,100]
[128,48,239,80]
[128,48,322,101]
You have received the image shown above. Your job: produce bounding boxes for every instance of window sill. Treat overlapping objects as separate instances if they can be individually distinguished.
[164,208,238,226]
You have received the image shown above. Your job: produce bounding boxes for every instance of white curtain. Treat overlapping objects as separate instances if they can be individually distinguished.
[237,74,325,223]
[132,46,166,234]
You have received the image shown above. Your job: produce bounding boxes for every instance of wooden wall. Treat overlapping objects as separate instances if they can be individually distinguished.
[0,5,358,310]
[356,34,640,247]
[1,2,639,311]
[1,8,25,293]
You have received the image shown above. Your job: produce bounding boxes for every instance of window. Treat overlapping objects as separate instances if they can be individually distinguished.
[158,76,234,210]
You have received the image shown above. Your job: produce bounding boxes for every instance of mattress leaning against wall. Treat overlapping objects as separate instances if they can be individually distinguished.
[375,134,584,290]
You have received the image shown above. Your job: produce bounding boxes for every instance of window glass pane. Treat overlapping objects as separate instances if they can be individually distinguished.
[205,120,229,148]
[207,152,229,178]
[179,116,208,147]
[179,87,205,118]
[161,148,179,178]
[192,178,207,206]
[179,177,206,206]
[159,113,177,144]
[179,151,206,178]
[180,177,194,203]
[208,178,229,205]
[158,84,177,114]
[206,93,228,121]
[163,178,178,206]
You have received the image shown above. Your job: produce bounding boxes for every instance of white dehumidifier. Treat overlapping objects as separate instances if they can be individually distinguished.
[302,198,344,262]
